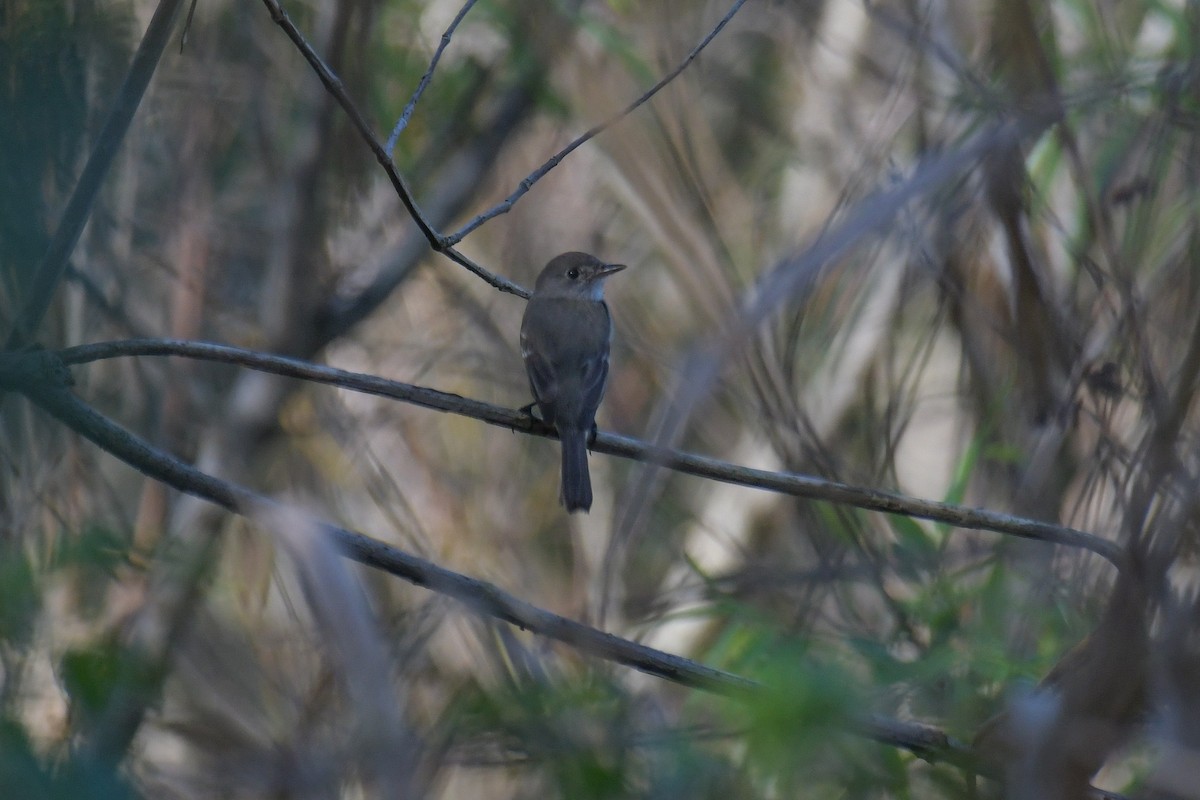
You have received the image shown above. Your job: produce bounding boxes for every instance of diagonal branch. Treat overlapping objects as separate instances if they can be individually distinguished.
[17,369,753,697]
[385,0,482,153]
[259,0,437,246]
[261,0,749,294]
[5,0,187,349]
[5,354,982,771]
[444,0,751,245]
[258,0,523,296]
[56,339,1125,567]
[2,350,1133,795]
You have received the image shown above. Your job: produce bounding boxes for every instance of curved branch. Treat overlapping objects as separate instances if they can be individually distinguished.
[0,348,1131,795]
[17,368,749,696]
[56,339,1126,567]
[7,355,997,774]
[260,0,437,246]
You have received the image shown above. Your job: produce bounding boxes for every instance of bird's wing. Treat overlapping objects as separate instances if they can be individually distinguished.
[520,328,559,407]
[571,300,612,425]
[576,350,609,424]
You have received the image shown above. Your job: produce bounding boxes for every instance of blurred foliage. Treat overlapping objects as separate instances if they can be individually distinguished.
[0,526,141,798]
[0,0,131,328]
[4,0,1200,797]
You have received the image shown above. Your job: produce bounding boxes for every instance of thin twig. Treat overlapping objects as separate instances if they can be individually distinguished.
[259,0,525,296]
[56,339,1125,567]
[385,0,482,154]
[259,0,438,244]
[443,0,751,244]
[262,0,746,295]
[5,0,187,349]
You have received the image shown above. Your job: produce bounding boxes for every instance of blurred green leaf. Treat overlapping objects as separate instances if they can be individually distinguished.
[892,515,939,576]
[60,642,126,725]
[0,547,39,646]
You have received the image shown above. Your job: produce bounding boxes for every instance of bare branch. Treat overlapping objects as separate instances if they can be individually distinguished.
[445,0,751,245]
[18,365,752,695]
[0,334,1146,797]
[259,0,437,244]
[385,0,482,154]
[55,339,1126,567]
[2,349,1133,794]
[258,0,524,297]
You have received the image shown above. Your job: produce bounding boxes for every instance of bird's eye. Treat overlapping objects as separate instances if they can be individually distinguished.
[567,268,580,280]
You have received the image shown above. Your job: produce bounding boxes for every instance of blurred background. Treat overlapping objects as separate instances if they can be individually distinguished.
[2,0,1199,797]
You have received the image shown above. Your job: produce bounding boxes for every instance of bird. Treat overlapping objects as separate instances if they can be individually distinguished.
[520,252,625,513]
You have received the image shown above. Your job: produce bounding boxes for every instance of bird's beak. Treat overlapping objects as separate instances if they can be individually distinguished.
[597,263,626,278]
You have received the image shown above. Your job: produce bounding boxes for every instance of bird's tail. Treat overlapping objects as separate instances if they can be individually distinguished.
[559,427,593,513]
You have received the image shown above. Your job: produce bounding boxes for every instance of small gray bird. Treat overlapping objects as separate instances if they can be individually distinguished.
[520,252,625,513]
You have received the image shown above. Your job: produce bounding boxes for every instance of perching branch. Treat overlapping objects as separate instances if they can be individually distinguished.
[56,339,1125,568]
[0,347,978,771]
[0,347,1133,795]
[5,350,744,694]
